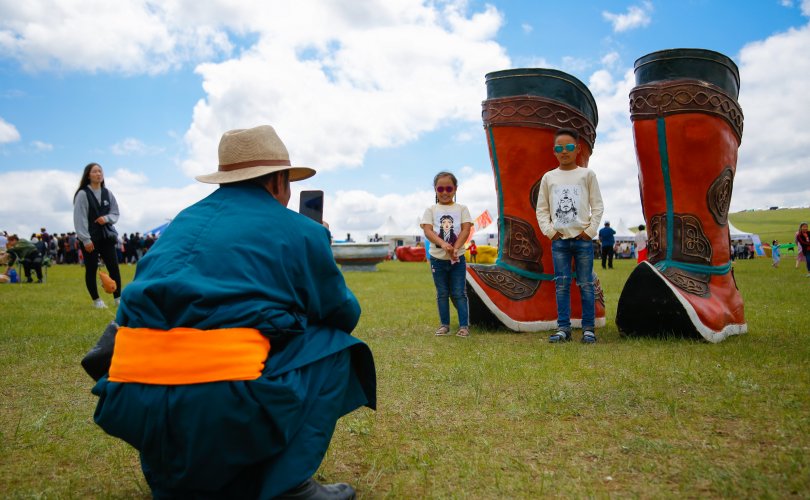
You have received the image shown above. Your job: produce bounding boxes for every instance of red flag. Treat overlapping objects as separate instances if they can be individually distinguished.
[466,210,493,244]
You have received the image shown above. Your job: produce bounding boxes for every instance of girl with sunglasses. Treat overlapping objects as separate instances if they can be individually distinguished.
[421,171,473,337]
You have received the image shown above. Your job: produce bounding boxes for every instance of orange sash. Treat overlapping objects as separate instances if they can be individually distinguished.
[108,327,271,385]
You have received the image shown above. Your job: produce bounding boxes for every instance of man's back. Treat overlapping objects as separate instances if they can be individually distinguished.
[118,182,357,335]
[598,226,615,247]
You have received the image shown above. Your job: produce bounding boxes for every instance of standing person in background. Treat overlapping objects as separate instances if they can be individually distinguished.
[73,162,122,309]
[598,221,616,269]
[468,239,478,263]
[134,232,145,260]
[67,232,79,264]
[536,128,604,344]
[797,222,810,277]
[125,233,138,264]
[421,171,473,338]
[771,240,781,268]
[635,224,648,263]
[796,224,807,270]
[39,228,51,252]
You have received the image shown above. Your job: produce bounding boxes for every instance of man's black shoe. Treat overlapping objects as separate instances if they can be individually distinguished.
[276,478,356,500]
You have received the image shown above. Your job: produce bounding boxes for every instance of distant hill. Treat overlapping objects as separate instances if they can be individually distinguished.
[729,207,810,246]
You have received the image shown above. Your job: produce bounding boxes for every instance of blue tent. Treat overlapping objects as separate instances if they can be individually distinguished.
[145,221,171,237]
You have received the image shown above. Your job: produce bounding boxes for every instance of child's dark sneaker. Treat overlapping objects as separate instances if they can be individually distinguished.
[582,331,597,344]
[549,331,571,343]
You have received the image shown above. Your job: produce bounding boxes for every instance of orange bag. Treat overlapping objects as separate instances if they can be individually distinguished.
[99,270,117,293]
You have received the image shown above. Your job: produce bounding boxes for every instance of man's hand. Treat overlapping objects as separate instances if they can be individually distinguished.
[84,242,95,253]
[94,216,107,225]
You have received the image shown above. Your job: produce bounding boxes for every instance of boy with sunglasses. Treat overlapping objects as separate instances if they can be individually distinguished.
[536,128,604,343]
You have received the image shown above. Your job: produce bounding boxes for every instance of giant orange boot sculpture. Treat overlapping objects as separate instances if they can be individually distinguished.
[616,49,746,342]
[466,69,606,331]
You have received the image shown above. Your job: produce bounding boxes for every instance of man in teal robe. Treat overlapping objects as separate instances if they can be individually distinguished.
[91,125,375,499]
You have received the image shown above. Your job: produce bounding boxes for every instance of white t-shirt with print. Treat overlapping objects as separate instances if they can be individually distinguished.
[535,166,604,240]
[421,202,473,260]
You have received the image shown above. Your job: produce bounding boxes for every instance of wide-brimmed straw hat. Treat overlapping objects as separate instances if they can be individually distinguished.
[195,125,316,184]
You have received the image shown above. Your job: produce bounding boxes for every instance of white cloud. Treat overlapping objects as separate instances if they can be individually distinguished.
[521,23,533,34]
[561,56,590,73]
[180,1,510,177]
[603,1,653,33]
[734,22,810,210]
[459,165,475,176]
[601,51,620,69]
[802,0,810,15]
[31,140,53,151]
[111,137,164,156]
[0,0,232,74]
[0,117,21,143]
[452,128,476,142]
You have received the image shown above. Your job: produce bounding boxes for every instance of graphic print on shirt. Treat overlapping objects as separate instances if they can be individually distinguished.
[438,214,458,246]
[553,185,580,227]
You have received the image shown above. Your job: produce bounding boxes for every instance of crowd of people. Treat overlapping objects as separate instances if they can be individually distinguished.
[0,229,158,267]
[731,240,757,260]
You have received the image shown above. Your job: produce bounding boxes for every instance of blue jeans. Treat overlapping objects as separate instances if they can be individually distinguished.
[430,256,469,327]
[551,238,595,331]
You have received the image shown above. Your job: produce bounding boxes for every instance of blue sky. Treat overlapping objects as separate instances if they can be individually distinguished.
[1,0,809,239]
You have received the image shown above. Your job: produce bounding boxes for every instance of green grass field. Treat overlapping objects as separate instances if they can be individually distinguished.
[1,221,809,498]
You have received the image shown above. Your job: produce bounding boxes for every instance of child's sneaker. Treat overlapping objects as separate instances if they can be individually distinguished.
[549,331,571,343]
[93,299,107,309]
[582,330,597,344]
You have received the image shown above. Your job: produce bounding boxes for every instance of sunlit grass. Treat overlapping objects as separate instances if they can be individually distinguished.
[1,254,808,498]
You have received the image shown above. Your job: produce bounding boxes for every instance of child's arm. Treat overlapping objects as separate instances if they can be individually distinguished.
[422,224,455,255]
[585,171,604,239]
[535,175,559,239]
[455,222,473,255]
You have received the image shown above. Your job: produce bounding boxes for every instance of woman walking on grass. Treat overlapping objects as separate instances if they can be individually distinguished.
[796,223,807,270]
[797,222,810,277]
[73,163,122,308]
[421,171,473,338]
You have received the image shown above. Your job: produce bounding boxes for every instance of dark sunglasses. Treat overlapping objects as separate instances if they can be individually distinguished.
[436,186,455,193]
[554,143,576,153]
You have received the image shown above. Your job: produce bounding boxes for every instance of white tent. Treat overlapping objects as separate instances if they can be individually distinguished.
[471,222,499,247]
[377,216,422,249]
[612,218,635,242]
[729,221,764,256]
[728,221,753,242]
